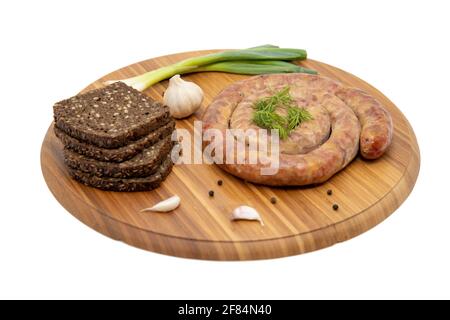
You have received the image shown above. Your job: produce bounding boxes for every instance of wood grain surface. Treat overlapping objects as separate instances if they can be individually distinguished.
[40,50,420,260]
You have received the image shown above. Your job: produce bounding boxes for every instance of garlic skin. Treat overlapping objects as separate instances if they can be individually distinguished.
[140,195,180,213]
[231,206,264,226]
[163,75,203,119]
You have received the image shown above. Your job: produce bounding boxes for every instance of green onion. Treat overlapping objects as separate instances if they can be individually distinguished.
[105,46,316,91]
[196,60,317,75]
[178,48,307,66]
[248,44,280,49]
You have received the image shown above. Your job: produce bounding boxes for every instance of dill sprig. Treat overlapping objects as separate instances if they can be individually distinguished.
[287,106,314,131]
[253,110,289,139]
[252,86,313,139]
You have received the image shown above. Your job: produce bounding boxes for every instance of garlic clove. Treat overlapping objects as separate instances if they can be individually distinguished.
[163,75,203,119]
[140,195,180,213]
[231,206,264,226]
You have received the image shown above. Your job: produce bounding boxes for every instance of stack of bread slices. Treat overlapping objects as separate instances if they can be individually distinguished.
[53,82,176,192]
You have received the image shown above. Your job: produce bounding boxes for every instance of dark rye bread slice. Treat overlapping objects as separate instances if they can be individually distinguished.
[54,119,175,162]
[64,135,174,179]
[53,82,171,149]
[67,156,173,192]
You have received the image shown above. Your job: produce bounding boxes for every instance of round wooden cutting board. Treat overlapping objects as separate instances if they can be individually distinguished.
[41,50,420,260]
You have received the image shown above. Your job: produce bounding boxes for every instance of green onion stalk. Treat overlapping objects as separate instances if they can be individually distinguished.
[105,46,317,91]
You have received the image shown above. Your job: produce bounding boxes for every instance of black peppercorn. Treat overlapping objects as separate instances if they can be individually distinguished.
[327,189,332,196]
[332,204,339,211]
[217,180,223,186]
[208,190,214,197]
[270,197,277,204]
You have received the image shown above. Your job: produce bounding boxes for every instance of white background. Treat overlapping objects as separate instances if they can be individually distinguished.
[1,0,449,300]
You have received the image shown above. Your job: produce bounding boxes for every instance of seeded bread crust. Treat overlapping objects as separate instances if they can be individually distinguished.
[67,156,173,192]
[64,135,174,178]
[54,120,175,163]
[53,82,170,149]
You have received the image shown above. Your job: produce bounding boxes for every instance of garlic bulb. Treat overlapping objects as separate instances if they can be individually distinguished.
[140,195,180,213]
[231,206,264,226]
[163,75,203,119]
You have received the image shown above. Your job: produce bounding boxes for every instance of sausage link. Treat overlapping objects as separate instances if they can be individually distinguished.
[335,88,393,159]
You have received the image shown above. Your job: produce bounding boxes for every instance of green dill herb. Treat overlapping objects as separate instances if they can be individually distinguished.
[287,106,313,131]
[252,86,313,139]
